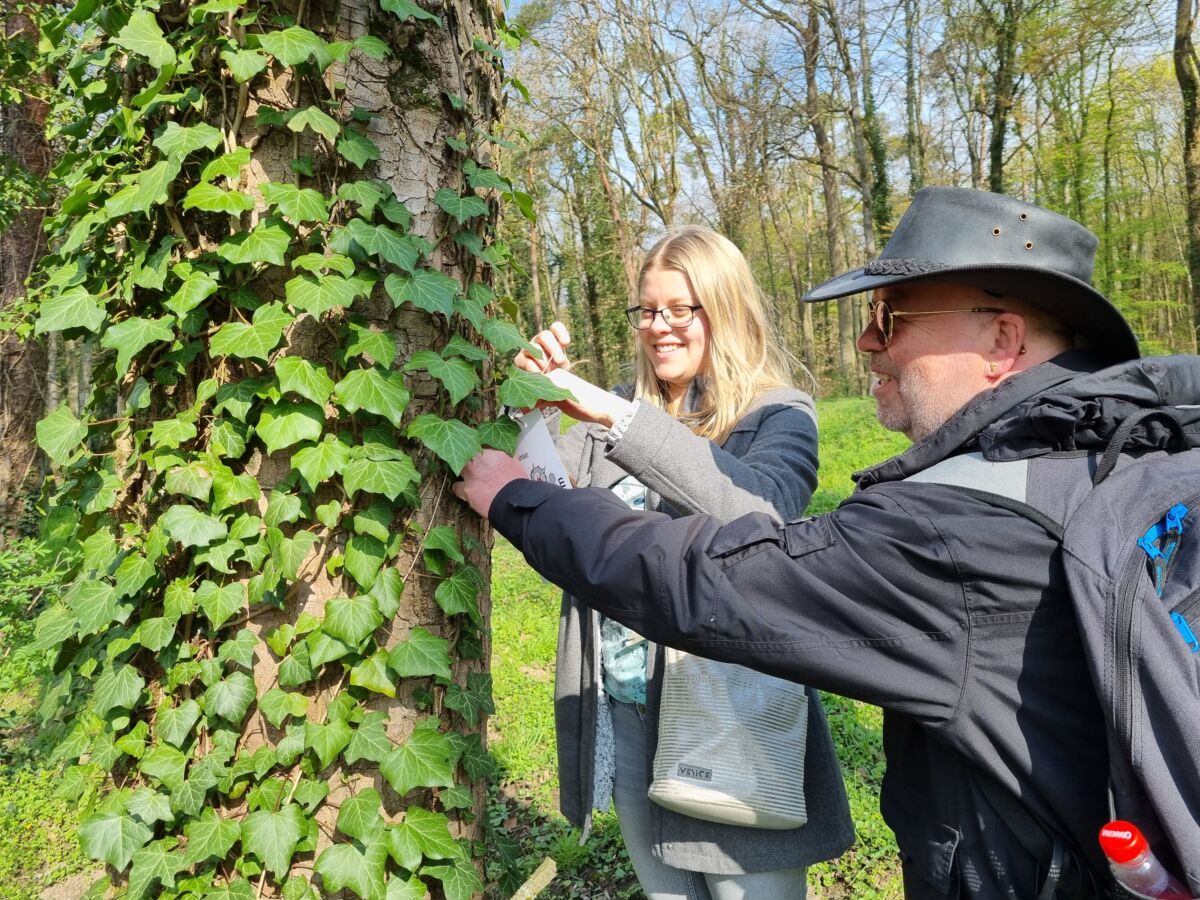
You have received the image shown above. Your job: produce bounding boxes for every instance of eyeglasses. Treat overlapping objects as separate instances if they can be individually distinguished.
[625,305,704,330]
[868,299,1004,348]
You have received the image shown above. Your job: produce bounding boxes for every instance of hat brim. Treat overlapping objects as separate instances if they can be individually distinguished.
[803,262,1139,363]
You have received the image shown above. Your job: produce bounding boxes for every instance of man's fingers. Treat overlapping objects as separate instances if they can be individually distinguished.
[451,481,467,502]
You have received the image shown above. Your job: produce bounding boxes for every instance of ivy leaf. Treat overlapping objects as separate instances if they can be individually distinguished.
[79,811,153,871]
[101,315,174,376]
[344,534,385,590]
[304,718,353,770]
[217,222,291,266]
[385,874,428,900]
[202,147,252,182]
[380,727,456,796]
[322,594,382,645]
[162,505,227,548]
[403,351,478,405]
[259,688,308,728]
[204,671,257,724]
[349,650,395,697]
[292,434,351,488]
[433,567,481,623]
[153,122,222,160]
[424,860,484,900]
[405,414,481,475]
[164,270,221,318]
[434,188,488,224]
[344,319,396,367]
[464,159,511,192]
[337,130,380,168]
[113,10,176,68]
[128,838,179,898]
[128,789,174,827]
[220,47,268,82]
[242,804,304,876]
[477,417,519,454]
[93,663,146,717]
[287,106,340,143]
[203,880,256,900]
[210,302,294,361]
[480,316,536,354]
[149,416,197,450]
[388,806,460,871]
[336,181,385,217]
[346,219,420,271]
[139,747,188,798]
[259,26,326,66]
[387,627,451,681]
[334,367,410,426]
[344,711,393,765]
[384,270,457,319]
[32,603,76,651]
[336,786,384,843]
[314,841,388,900]
[381,0,444,25]
[261,182,329,223]
[285,273,364,318]
[35,286,105,335]
[105,159,182,217]
[36,405,87,464]
[444,672,494,727]
[157,699,201,748]
[498,367,576,409]
[195,580,245,630]
[256,400,325,456]
[369,568,404,619]
[342,456,419,501]
[182,182,255,215]
[274,357,335,406]
[182,807,241,866]
[423,525,464,564]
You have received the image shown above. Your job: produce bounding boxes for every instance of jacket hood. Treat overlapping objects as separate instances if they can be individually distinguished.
[855,354,1200,489]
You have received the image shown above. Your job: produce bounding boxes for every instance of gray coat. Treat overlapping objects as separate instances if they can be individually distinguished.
[548,384,855,874]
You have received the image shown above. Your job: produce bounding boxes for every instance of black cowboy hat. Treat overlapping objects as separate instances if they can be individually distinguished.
[803,186,1140,362]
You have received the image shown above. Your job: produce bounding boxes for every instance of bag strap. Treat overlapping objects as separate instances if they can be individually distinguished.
[1094,409,1187,485]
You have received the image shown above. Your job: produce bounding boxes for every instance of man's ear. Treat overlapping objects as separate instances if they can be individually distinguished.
[986,313,1027,379]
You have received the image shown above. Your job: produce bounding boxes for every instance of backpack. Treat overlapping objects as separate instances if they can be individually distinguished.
[1046,409,1200,898]
[916,402,1200,899]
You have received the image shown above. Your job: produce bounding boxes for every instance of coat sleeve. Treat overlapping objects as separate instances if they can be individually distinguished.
[489,478,970,723]
[604,393,818,523]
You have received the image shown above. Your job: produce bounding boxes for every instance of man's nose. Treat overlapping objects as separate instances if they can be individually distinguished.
[857,317,883,352]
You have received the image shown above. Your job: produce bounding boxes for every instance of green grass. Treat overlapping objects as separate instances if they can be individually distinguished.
[489,397,912,898]
[0,541,90,899]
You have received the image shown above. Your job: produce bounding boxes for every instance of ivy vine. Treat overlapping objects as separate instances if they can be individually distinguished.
[24,0,561,896]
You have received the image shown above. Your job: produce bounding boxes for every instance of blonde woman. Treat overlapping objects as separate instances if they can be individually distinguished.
[512,226,853,899]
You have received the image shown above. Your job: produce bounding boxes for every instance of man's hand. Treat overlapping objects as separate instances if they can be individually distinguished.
[453,449,528,519]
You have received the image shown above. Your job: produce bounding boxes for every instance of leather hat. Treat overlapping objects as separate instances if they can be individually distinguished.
[803,186,1139,362]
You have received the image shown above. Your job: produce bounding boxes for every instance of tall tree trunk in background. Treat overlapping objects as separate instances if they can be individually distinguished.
[904,0,926,191]
[983,0,1025,194]
[800,4,855,387]
[527,162,545,332]
[1176,0,1200,339]
[0,2,50,545]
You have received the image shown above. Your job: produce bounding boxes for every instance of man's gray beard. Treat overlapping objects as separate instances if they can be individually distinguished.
[876,375,947,442]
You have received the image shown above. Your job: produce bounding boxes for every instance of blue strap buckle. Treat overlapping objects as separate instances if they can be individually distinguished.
[1171,613,1200,653]
[1138,503,1190,597]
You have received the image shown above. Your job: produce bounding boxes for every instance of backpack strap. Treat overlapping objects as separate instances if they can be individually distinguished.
[1094,408,1187,485]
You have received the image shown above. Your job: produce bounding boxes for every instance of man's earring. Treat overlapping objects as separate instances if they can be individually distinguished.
[988,362,998,374]
[1019,345,1027,355]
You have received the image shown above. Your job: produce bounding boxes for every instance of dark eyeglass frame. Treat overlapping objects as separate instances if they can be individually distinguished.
[868,299,1005,347]
[625,304,704,330]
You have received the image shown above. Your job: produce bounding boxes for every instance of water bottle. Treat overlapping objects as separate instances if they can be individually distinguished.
[1098,820,1192,899]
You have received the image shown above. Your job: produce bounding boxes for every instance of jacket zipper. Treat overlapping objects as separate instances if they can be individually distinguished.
[1114,490,1200,744]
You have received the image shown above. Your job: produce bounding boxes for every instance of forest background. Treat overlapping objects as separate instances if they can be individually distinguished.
[0,0,1198,898]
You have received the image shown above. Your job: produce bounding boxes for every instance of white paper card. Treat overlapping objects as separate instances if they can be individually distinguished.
[513,409,570,489]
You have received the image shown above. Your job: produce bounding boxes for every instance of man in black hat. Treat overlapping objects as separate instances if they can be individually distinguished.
[454,188,1195,898]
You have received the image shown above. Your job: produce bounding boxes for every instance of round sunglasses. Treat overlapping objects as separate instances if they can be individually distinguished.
[868,299,1004,347]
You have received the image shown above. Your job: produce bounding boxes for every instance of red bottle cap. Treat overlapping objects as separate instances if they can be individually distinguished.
[1099,820,1147,864]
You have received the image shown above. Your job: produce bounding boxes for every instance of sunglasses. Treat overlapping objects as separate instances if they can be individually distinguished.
[868,299,1005,348]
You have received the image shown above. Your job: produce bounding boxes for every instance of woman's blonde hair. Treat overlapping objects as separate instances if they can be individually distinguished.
[633,226,801,442]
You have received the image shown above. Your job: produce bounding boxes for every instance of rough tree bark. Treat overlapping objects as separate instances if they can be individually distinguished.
[1176,0,1200,340]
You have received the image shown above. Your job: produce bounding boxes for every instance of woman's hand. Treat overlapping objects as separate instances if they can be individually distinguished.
[514,321,572,375]
[512,322,633,428]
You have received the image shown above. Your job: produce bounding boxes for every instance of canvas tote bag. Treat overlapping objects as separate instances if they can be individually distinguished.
[648,646,810,829]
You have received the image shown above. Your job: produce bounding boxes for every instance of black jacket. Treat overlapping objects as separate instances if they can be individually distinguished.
[490,354,1200,898]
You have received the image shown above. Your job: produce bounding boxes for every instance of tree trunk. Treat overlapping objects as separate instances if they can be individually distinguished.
[0,2,50,545]
[1176,0,1200,338]
[904,0,926,191]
